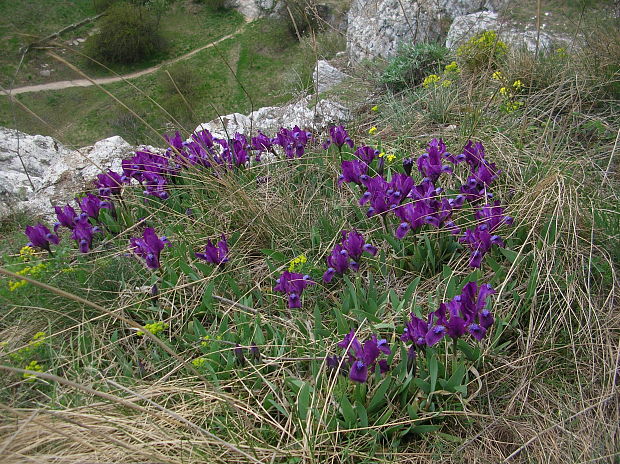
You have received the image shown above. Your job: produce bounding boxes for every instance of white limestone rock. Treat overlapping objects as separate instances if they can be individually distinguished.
[346,0,502,63]
[313,60,350,94]
[445,10,568,53]
[0,128,133,219]
[195,96,351,137]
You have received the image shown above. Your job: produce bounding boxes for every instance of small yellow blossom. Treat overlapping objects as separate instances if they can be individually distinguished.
[371,105,379,112]
[192,357,207,368]
[19,246,36,262]
[31,332,46,348]
[512,79,523,90]
[444,61,460,74]
[499,87,509,96]
[136,321,168,337]
[61,267,76,273]
[8,280,27,291]
[386,154,396,163]
[441,79,452,87]
[288,254,308,272]
[492,71,503,80]
[23,360,43,382]
[423,74,441,88]
[368,126,378,135]
[378,152,385,158]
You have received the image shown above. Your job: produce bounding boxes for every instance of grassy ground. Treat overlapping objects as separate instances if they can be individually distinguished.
[0,1,244,88]
[0,2,618,464]
[0,18,320,147]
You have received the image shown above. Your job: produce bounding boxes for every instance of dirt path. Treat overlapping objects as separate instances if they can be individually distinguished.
[2,24,247,97]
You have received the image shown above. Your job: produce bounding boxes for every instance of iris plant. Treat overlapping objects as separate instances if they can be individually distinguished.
[195,235,229,265]
[337,330,391,383]
[129,228,171,270]
[274,271,315,309]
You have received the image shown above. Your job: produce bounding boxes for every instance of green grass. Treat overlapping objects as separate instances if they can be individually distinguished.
[0,1,244,88]
[0,19,316,147]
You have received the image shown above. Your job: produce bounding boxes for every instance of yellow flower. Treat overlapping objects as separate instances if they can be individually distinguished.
[31,332,46,347]
[19,246,36,262]
[192,357,207,368]
[378,152,385,158]
[386,154,396,163]
[422,74,441,88]
[499,87,509,96]
[288,254,308,272]
[136,322,168,337]
[444,61,460,74]
[512,79,523,90]
[23,360,43,382]
[441,79,452,87]
[8,280,27,291]
[371,105,379,112]
[492,71,503,80]
[368,126,378,135]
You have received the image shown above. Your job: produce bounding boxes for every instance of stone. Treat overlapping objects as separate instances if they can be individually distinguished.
[0,128,133,219]
[346,0,502,63]
[227,0,280,20]
[313,60,349,94]
[39,70,51,77]
[445,11,571,53]
[195,96,351,138]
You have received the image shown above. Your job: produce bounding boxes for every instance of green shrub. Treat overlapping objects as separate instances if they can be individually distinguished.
[85,2,165,64]
[280,0,325,39]
[160,62,200,98]
[381,42,449,92]
[456,30,508,73]
[92,0,118,13]
[196,0,230,10]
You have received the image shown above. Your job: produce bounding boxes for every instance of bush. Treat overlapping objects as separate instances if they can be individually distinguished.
[196,0,230,10]
[85,2,165,64]
[92,0,118,13]
[381,42,449,92]
[280,0,326,39]
[160,62,200,98]
[456,30,508,74]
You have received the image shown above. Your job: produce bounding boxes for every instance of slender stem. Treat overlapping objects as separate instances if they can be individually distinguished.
[452,338,458,375]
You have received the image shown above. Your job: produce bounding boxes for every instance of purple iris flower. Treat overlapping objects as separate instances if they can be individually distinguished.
[71,218,100,253]
[142,172,169,200]
[459,282,496,333]
[354,145,379,164]
[25,224,60,252]
[251,131,275,157]
[274,271,315,309]
[94,170,126,198]
[402,157,414,176]
[459,225,504,268]
[359,173,413,217]
[460,140,487,168]
[323,125,354,150]
[322,244,350,283]
[164,131,184,151]
[475,201,514,231]
[416,138,452,183]
[393,201,434,239]
[53,204,79,232]
[341,229,377,263]
[195,235,229,265]
[339,160,369,186]
[337,330,390,383]
[130,228,171,270]
[274,126,312,158]
[77,193,111,220]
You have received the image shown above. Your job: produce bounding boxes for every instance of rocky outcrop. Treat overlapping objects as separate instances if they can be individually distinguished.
[0,92,351,219]
[445,11,569,53]
[227,0,281,19]
[0,129,134,219]
[346,0,503,63]
[194,95,351,138]
[313,60,350,94]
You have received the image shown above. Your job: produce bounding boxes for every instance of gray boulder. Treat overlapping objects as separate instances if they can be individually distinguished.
[445,11,569,53]
[313,60,350,94]
[346,0,502,63]
[195,96,351,138]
